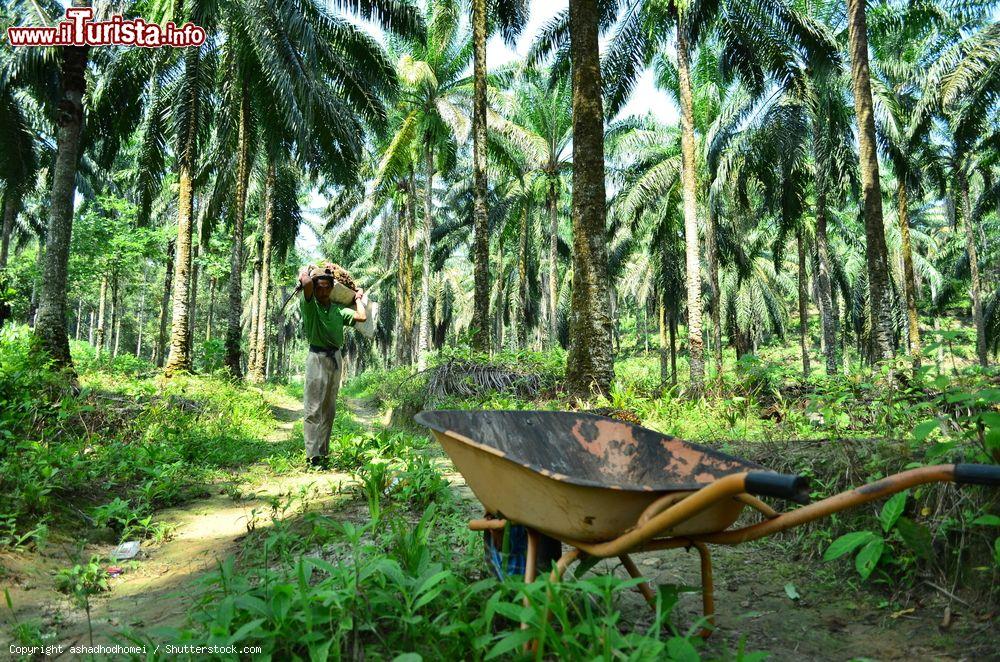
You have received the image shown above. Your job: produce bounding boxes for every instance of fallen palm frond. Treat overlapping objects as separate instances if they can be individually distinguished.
[427,359,543,400]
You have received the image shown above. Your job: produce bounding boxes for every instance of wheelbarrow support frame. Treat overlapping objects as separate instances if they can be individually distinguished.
[469,463,999,640]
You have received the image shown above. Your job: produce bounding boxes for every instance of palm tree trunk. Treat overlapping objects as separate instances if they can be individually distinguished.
[74,299,83,341]
[471,0,490,353]
[155,241,174,367]
[517,196,530,349]
[224,84,251,379]
[165,48,200,376]
[136,281,146,358]
[35,26,89,368]
[417,143,434,370]
[846,0,894,363]
[396,204,413,366]
[659,298,668,383]
[705,205,723,380]
[797,228,811,377]
[677,23,705,394]
[565,0,614,397]
[109,275,120,358]
[249,161,276,383]
[206,276,216,341]
[897,178,921,369]
[815,142,837,375]
[958,170,987,367]
[188,213,202,356]
[669,311,678,386]
[95,276,108,359]
[247,246,261,372]
[0,193,16,269]
[548,182,559,346]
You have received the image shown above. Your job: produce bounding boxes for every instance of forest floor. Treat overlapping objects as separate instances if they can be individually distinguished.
[2,392,996,660]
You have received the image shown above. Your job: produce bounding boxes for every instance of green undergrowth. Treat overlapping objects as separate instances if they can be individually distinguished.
[0,325,301,549]
[135,418,762,661]
[347,347,1000,600]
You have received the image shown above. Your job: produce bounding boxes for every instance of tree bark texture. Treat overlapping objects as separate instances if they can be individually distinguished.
[470,0,491,353]
[565,0,615,397]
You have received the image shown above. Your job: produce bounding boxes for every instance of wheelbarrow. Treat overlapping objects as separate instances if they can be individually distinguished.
[415,410,1000,635]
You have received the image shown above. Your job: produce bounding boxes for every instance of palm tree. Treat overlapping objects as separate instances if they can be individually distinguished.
[844,0,898,362]
[30,0,91,367]
[919,22,1000,368]
[382,0,472,370]
[500,71,573,346]
[535,0,837,393]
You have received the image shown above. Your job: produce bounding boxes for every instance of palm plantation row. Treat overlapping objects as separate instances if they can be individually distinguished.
[1,0,998,395]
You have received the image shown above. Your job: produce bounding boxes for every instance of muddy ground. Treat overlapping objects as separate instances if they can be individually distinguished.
[1,395,996,660]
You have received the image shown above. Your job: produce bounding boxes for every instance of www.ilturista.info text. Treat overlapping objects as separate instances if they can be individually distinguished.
[6,7,205,48]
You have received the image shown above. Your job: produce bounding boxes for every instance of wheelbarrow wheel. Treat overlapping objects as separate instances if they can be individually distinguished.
[483,526,562,581]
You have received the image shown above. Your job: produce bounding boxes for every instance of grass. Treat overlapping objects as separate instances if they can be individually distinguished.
[0,325,303,550]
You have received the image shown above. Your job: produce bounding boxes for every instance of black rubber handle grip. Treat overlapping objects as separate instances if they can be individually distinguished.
[954,464,1000,486]
[745,472,811,504]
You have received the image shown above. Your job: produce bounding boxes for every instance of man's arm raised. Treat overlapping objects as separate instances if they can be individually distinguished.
[298,266,314,301]
[352,288,367,323]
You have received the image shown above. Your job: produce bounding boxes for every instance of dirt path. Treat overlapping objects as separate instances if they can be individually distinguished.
[1,390,361,649]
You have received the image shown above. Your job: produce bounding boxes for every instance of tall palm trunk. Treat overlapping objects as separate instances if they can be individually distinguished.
[206,276,216,341]
[846,0,894,362]
[249,161,276,383]
[517,196,530,349]
[165,48,200,376]
[224,85,251,378]
[396,197,414,366]
[548,181,559,345]
[95,276,108,359]
[417,143,434,370]
[188,213,202,355]
[0,193,16,269]
[897,178,921,369]
[677,24,705,394]
[247,246,262,371]
[705,205,722,380]
[565,0,614,397]
[136,281,146,358]
[35,19,90,368]
[658,298,668,383]
[816,186,837,375]
[155,240,174,367]
[470,0,490,353]
[797,228,811,377]
[958,170,987,367]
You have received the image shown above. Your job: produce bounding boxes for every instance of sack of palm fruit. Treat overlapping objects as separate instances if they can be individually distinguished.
[307,262,357,305]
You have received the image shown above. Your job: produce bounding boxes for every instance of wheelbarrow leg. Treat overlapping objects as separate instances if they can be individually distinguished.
[691,542,715,638]
[618,554,657,604]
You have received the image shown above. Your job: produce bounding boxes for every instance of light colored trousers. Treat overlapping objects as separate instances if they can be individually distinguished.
[303,349,342,459]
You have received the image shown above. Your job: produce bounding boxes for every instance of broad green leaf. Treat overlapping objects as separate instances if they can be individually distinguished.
[784,583,800,600]
[880,491,909,532]
[392,653,422,662]
[823,531,876,561]
[485,630,535,660]
[912,419,939,442]
[666,636,701,662]
[971,514,1000,527]
[895,517,933,559]
[855,538,885,580]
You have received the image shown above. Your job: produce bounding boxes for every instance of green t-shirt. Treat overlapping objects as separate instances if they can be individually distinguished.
[300,295,356,348]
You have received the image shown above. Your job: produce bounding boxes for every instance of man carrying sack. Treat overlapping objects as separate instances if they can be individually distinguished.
[298,262,367,469]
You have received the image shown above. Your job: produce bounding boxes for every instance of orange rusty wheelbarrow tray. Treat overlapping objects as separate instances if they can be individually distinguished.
[415,410,1000,635]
